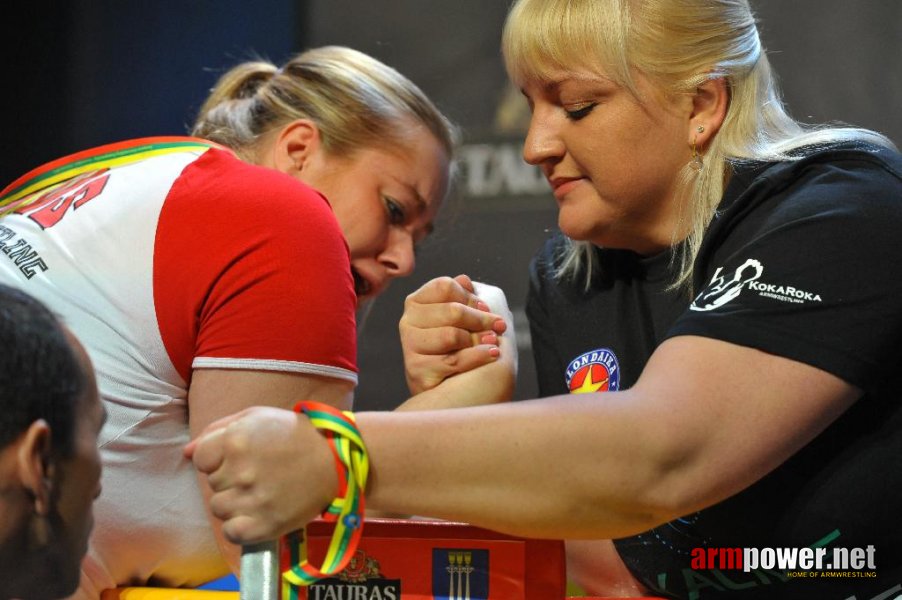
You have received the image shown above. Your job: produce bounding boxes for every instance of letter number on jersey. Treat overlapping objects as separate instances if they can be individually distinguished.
[16,169,110,229]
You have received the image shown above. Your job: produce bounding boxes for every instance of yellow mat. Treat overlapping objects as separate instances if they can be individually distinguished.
[101,589,238,600]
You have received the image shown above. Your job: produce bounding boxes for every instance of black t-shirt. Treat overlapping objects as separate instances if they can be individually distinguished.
[526,145,902,599]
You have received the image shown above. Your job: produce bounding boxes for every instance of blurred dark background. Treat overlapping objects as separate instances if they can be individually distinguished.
[3,1,900,410]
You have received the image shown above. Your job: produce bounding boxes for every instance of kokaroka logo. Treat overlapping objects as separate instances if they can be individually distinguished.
[691,544,878,579]
[565,348,620,393]
[747,280,823,305]
[691,258,823,312]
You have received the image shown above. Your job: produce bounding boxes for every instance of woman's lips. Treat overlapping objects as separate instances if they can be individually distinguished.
[551,177,583,200]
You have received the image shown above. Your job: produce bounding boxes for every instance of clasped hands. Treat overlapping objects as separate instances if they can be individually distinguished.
[185,274,516,544]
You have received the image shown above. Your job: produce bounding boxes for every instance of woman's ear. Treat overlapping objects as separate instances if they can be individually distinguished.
[17,420,53,515]
[268,119,323,176]
[689,77,729,148]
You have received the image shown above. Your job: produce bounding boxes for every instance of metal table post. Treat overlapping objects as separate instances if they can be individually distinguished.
[240,541,280,600]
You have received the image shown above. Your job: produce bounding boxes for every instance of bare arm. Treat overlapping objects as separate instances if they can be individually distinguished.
[187,369,353,571]
[189,335,858,543]
[364,335,858,537]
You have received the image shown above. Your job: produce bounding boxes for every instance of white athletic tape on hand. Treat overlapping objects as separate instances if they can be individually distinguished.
[471,281,509,318]
[471,281,518,369]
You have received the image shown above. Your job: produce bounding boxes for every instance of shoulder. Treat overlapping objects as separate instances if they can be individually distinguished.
[179,148,340,223]
[787,144,898,200]
[173,147,341,233]
[736,144,901,212]
[716,144,902,242]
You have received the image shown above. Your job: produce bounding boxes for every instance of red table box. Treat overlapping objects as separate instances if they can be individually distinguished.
[295,518,566,600]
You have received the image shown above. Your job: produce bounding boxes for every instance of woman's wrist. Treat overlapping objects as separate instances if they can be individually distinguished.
[283,401,370,586]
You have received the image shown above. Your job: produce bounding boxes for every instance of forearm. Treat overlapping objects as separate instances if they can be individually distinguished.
[362,337,859,540]
[361,391,674,539]
[395,360,515,411]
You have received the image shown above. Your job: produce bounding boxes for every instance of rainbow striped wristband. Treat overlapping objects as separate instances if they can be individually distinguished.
[282,401,369,588]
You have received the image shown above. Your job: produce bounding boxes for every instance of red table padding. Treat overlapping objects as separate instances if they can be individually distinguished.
[295,518,565,599]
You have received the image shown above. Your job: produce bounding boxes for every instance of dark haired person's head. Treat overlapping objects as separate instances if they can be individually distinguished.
[0,284,104,599]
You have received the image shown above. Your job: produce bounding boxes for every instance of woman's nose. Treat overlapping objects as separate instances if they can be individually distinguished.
[380,228,416,278]
[522,110,564,166]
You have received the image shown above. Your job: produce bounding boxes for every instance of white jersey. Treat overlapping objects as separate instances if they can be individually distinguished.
[0,138,358,594]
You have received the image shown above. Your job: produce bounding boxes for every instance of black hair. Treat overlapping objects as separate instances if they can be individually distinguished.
[0,284,85,457]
